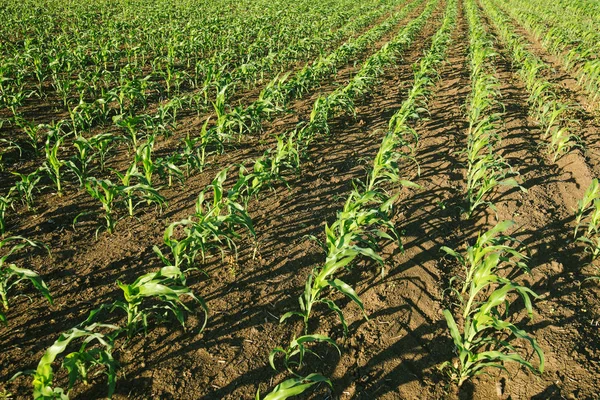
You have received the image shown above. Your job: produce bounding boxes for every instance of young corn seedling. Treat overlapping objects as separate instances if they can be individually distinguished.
[0,191,15,235]
[114,114,146,152]
[66,136,96,187]
[156,155,184,187]
[243,132,301,202]
[11,169,43,211]
[13,116,44,155]
[212,85,239,141]
[82,178,121,235]
[0,236,52,324]
[111,266,207,338]
[113,160,166,217]
[256,374,332,400]
[121,182,166,217]
[42,134,66,196]
[269,334,340,375]
[464,154,522,218]
[114,162,140,217]
[366,132,419,192]
[0,137,23,171]
[31,322,119,399]
[155,167,255,268]
[282,188,398,335]
[260,335,338,399]
[135,137,157,186]
[89,133,117,172]
[180,118,222,174]
[574,179,600,264]
[440,221,544,388]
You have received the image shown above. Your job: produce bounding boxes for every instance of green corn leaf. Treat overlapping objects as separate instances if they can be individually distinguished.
[259,373,331,400]
[326,278,366,317]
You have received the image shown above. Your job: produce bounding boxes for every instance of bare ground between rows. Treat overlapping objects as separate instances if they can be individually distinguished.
[0,3,447,400]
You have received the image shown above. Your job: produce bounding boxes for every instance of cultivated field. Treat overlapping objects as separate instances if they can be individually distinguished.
[1,0,599,398]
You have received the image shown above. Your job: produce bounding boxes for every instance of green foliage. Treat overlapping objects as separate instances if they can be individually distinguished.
[0,236,51,324]
[32,323,119,399]
[111,266,208,337]
[440,221,544,387]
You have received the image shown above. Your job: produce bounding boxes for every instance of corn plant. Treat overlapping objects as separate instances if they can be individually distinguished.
[42,135,65,196]
[111,266,207,337]
[0,236,52,324]
[440,221,544,387]
[114,160,166,217]
[31,323,119,399]
[135,137,157,186]
[89,133,118,172]
[13,116,44,155]
[65,136,96,187]
[0,193,14,235]
[243,132,300,201]
[11,169,43,211]
[155,155,184,187]
[256,374,332,400]
[464,154,522,218]
[155,168,255,267]
[180,118,221,174]
[82,178,120,235]
[0,136,23,171]
[269,334,340,375]
[281,189,399,335]
[366,132,419,192]
[121,183,166,217]
[113,114,146,152]
[265,335,338,399]
[574,178,600,263]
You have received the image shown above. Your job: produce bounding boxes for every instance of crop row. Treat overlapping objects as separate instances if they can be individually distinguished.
[494,0,600,104]
[259,0,457,396]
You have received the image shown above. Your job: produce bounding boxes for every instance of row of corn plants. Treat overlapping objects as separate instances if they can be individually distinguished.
[0,0,403,236]
[479,0,578,162]
[460,0,522,218]
[297,0,438,143]
[203,0,421,142]
[494,0,600,104]
[0,0,412,236]
[0,0,385,177]
[0,0,369,116]
[437,0,544,390]
[256,1,458,396]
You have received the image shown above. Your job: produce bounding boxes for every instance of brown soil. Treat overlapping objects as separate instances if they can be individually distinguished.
[1,0,600,399]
